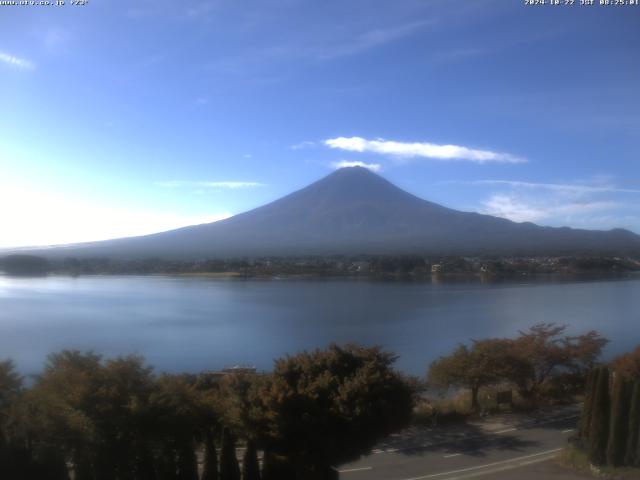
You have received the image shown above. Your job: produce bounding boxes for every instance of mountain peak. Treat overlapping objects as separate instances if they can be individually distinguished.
[327,165,380,176]
[294,165,414,206]
[320,166,386,186]
[17,168,640,259]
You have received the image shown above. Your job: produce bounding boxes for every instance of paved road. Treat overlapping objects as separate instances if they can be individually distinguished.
[338,406,591,480]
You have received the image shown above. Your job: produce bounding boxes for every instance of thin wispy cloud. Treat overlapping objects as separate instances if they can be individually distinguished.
[43,29,69,54]
[472,175,637,228]
[45,31,65,48]
[331,160,381,172]
[324,137,525,164]
[206,19,431,78]
[482,194,617,224]
[316,21,430,60]
[156,181,265,189]
[184,1,218,20]
[432,47,489,62]
[0,51,35,70]
[126,0,218,21]
[139,53,166,69]
[468,179,640,195]
[290,141,316,150]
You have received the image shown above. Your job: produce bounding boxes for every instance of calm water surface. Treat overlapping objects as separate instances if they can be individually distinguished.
[1,274,639,375]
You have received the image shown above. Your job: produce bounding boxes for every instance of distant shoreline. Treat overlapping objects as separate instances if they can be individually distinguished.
[1,253,639,280]
[2,270,639,286]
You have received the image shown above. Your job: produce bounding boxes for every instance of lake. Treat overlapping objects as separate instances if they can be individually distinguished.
[1,274,639,376]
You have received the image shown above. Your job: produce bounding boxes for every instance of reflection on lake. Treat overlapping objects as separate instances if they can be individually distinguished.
[0,274,639,375]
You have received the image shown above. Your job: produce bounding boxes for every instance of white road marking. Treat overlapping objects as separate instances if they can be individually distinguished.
[338,466,373,473]
[356,411,578,460]
[444,454,558,480]
[562,429,574,434]
[494,428,516,434]
[444,453,462,458]
[400,448,563,480]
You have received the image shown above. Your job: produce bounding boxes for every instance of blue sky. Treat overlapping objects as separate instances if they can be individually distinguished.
[1,0,639,247]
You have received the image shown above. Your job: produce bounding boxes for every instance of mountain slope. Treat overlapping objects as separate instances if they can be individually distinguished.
[23,167,640,258]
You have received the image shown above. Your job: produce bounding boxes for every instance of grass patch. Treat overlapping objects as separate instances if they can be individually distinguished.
[412,383,584,428]
[412,398,468,426]
[559,444,597,476]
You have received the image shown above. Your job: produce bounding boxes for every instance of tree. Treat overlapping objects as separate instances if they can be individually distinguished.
[607,372,631,466]
[217,371,271,478]
[625,380,640,466]
[149,374,207,480]
[242,440,261,480]
[219,427,241,480]
[177,443,199,480]
[255,344,416,478]
[26,351,167,480]
[0,359,22,409]
[261,451,295,480]
[30,351,220,480]
[27,446,70,480]
[0,359,22,449]
[428,339,522,411]
[30,350,105,478]
[509,324,607,399]
[218,373,268,447]
[588,367,610,466]
[97,355,156,479]
[201,433,219,480]
[579,369,598,442]
[613,346,640,381]
[196,373,224,480]
[1,254,49,275]
[0,360,28,479]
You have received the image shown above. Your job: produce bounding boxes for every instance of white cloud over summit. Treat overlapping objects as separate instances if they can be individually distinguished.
[324,137,525,164]
[330,160,381,172]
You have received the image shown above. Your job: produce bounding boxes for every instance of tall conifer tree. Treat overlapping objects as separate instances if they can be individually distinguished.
[219,428,241,480]
[202,434,219,480]
[260,451,276,480]
[579,369,598,442]
[625,381,640,467]
[242,440,261,480]
[177,443,199,480]
[607,372,631,466]
[588,367,610,465]
[261,451,295,480]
